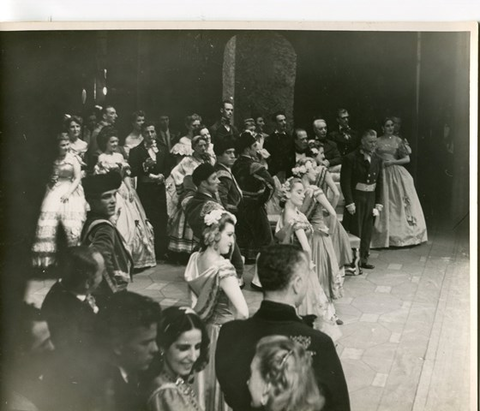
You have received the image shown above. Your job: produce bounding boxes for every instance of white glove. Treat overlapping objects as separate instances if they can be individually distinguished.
[372,208,379,217]
[346,203,356,215]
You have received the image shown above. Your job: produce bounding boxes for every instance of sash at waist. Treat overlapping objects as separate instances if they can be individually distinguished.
[355,182,376,192]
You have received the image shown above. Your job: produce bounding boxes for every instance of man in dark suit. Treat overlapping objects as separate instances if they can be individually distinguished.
[81,173,133,300]
[209,99,239,144]
[340,129,384,270]
[157,113,179,175]
[129,121,169,259]
[264,110,296,182]
[328,108,360,157]
[216,244,350,411]
[42,246,104,352]
[313,118,342,167]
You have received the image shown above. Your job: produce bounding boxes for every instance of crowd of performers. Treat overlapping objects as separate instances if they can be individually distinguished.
[20,100,428,411]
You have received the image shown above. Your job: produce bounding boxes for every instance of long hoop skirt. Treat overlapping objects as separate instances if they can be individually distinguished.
[371,165,428,248]
[32,181,87,268]
[325,214,353,267]
[115,182,156,269]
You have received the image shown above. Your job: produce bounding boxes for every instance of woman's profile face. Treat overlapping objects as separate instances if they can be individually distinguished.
[216,222,235,254]
[68,121,81,139]
[306,162,317,182]
[383,120,395,136]
[164,328,202,378]
[248,355,266,408]
[193,139,207,156]
[288,182,305,208]
[106,136,119,153]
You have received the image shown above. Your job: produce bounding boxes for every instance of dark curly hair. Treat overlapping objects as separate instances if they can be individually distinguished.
[157,306,210,374]
[97,126,119,152]
[63,115,83,133]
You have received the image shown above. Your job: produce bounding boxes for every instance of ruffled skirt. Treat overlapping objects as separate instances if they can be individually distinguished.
[32,181,87,268]
[115,182,156,269]
[371,165,428,248]
[168,207,197,254]
[325,214,353,267]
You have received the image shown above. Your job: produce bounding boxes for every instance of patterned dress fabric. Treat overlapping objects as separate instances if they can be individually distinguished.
[32,153,87,268]
[371,137,428,248]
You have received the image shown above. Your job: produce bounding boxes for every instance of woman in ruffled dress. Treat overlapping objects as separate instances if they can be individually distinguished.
[64,115,88,161]
[184,210,249,411]
[276,177,341,339]
[371,117,428,248]
[145,306,209,411]
[170,114,202,163]
[94,126,156,269]
[292,160,345,325]
[32,133,87,268]
[167,135,214,256]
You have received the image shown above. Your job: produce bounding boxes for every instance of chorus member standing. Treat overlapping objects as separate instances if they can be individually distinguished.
[65,115,88,160]
[32,133,87,268]
[146,307,209,411]
[264,111,295,182]
[313,119,342,168]
[214,137,242,216]
[81,173,133,300]
[327,108,360,157]
[371,117,427,248]
[94,126,156,269]
[216,245,350,411]
[170,114,202,163]
[294,128,315,163]
[129,121,170,260]
[158,113,180,175]
[232,132,275,262]
[198,125,216,162]
[184,210,248,411]
[254,114,269,141]
[276,177,341,336]
[86,105,118,169]
[167,135,213,256]
[340,130,384,270]
[209,99,239,144]
[82,109,97,146]
[248,336,325,411]
[124,110,145,157]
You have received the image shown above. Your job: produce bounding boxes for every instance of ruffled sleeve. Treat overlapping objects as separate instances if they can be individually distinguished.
[147,383,195,411]
[217,259,237,281]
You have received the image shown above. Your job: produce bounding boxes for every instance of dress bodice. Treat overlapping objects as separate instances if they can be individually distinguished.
[53,153,77,181]
[94,152,130,177]
[376,136,405,161]
[300,186,329,235]
[277,209,313,246]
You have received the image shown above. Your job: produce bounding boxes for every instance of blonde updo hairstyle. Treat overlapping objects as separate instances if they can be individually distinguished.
[279,177,304,208]
[199,211,236,251]
[253,335,325,411]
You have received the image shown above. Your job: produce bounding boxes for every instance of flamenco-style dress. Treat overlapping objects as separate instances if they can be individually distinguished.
[94,152,156,269]
[276,210,341,341]
[300,186,344,301]
[32,153,87,268]
[184,253,237,411]
[371,136,428,248]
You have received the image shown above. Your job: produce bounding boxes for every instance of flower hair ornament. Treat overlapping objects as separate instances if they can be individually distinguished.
[292,160,315,178]
[280,177,294,202]
[202,209,236,248]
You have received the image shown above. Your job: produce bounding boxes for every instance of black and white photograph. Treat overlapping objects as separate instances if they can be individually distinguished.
[0,20,477,411]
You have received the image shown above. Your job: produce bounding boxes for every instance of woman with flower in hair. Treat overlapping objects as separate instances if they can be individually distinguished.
[276,177,341,339]
[184,209,249,410]
[94,126,156,269]
[248,335,325,411]
[291,159,344,324]
[32,133,87,268]
[146,306,210,411]
[299,154,353,270]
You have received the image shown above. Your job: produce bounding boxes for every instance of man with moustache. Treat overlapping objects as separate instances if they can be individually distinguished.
[313,118,342,168]
[209,99,239,144]
[328,108,360,157]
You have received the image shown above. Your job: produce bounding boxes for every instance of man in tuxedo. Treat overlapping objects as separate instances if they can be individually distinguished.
[209,99,239,144]
[129,121,169,259]
[328,108,360,157]
[216,244,350,411]
[264,110,296,182]
[340,129,384,270]
[294,128,316,162]
[313,118,342,167]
